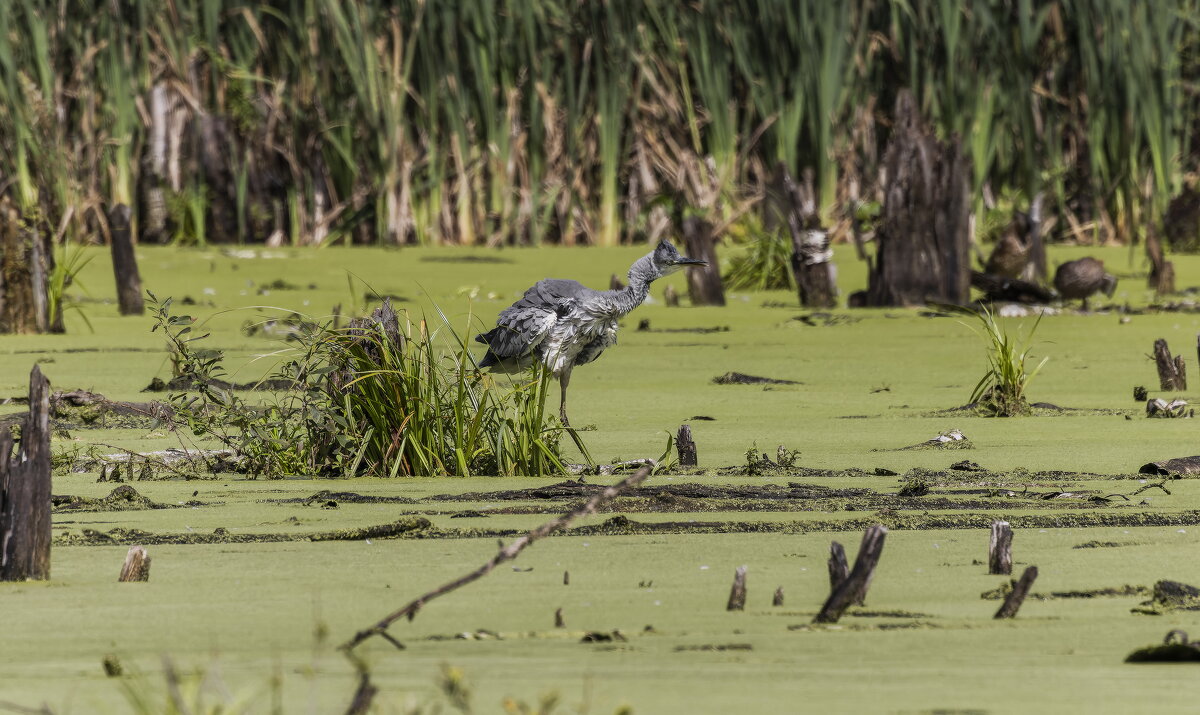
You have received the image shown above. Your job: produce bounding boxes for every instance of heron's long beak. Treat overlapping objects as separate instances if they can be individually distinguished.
[674,257,708,267]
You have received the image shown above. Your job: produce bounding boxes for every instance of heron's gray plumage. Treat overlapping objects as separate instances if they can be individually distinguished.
[475,240,706,425]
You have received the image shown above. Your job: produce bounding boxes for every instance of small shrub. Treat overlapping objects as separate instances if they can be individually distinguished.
[723,218,795,291]
[956,304,1048,417]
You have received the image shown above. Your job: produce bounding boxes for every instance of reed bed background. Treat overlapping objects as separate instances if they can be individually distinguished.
[0,0,1197,249]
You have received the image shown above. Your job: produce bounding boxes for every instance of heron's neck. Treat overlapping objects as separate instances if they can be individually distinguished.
[606,253,657,316]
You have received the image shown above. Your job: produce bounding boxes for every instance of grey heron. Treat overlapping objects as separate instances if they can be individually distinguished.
[1053,257,1116,310]
[474,240,707,427]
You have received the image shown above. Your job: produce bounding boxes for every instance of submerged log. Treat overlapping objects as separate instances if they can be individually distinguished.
[109,204,145,315]
[988,521,1013,575]
[681,217,725,306]
[1154,339,1187,391]
[726,565,747,611]
[994,566,1038,619]
[865,92,971,306]
[0,366,52,581]
[118,546,151,582]
[677,424,697,467]
[815,526,887,623]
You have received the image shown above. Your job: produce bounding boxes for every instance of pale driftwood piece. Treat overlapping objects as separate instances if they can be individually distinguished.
[1154,339,1187,391]
[0,366,52,581]
[773,586,784,607]
[994,566,1039,619]
[989,521,1013,575]
[865,91,971,306]
[677,424,697,467]
[814,526,888,624]
[118,546,151,582]
[726,566,748,611]
[554,608,565,628]
[663,284,679,308]
[828,540,850,598]
[109,204,145,316]
[342,465,653,651]
[681,217,725,306]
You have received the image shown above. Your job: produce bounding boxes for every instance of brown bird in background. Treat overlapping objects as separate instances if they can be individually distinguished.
[1054,257,1117,310]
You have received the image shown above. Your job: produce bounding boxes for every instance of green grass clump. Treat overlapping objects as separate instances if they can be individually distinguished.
[960,305,1048,417]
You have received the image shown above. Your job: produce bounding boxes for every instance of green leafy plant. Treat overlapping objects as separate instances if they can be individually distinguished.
[957,304,1049,417]
[149,293,571,478]
[723,222,795,292]
[46,241,93,332]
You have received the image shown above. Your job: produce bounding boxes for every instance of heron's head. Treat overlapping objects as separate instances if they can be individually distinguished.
[650,240,707,278]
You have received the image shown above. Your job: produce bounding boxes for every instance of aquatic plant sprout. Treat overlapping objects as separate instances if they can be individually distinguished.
[957,304,1049,417]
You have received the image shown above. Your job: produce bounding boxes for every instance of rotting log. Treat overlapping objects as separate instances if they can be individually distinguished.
[681,217,725,306]
[815,526,887,623]
[109,204,145,316]
[865,91,971,307]
[677,424,697,467]
[0,366,52,581]
[726,565,747,611]
[1154,339,1187,391]
[994,566,1038,619]
[828,540,850,601]
[118,546,151,582]
[989,521,1013,575]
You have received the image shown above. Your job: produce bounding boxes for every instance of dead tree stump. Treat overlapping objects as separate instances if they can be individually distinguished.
[118,546,151,582]
[726,565,747,611]
[0,366,52,581]
[109,204,145,316]
[994,566,1039,619]
[828,540,851,600]
[815,526,888,623]
[988,521,1013,575]
[682,217,725,306]
[1147,225,1176,295]
[865,91,971,306]
[663,284,679,307]
[677,424,697,467]
[773,586,784,607]
[1154,339,1187,391]
[554,607,565,628]
[0,197,52,334]
[769,165,836,308]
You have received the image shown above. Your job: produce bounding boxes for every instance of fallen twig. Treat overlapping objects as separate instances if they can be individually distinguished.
[341,464,653,652]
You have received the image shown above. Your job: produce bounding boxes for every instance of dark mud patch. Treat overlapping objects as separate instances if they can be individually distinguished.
[1141,456,1200,476]
[926,403,1131,418]
[419,255,513,264]
[1073,540,1138,549]
[789,621,940,632]
[848,610,934,618]
[636,321,730,334]
[52,485,183,512]
[792,312,861,327]
[674,643,753,652]
[981,583,1148,601]
[53,517,432,546]
[142,375,297,393]
[433,480,870,503]
[712,372,800,385]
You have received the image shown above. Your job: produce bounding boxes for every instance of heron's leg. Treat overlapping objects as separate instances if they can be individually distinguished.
[559,369,572,428]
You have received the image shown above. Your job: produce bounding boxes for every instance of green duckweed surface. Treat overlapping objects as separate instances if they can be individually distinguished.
[3,245,1200,712]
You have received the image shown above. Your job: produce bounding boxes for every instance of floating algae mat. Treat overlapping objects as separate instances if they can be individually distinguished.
[6,245,1200,711]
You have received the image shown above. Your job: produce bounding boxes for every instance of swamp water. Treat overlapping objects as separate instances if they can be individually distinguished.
[3,245,1200,712]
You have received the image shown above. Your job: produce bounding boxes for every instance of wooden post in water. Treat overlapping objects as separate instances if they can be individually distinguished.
[828,540,851,600]
[0,197,51,335]
[118,546,151,582]
[814,526,888,623]
[109,204,145,315]
[1154,339,1187,391]
[994,566,1039,619]
[677,424,697,467]
[0,366,52,581]
[726,566,747,611]
[554,608,565,628]
[773,586,784,607]
[681,217,725,306]
[663,284,679,307]
[988,521,1013,575]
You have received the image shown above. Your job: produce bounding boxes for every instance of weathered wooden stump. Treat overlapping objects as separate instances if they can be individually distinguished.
[0,197,52,334]
[1147,226,1176,295]
[554,607,565,628]
[994,565,1038,619]
[1154,339,1187,391]
[769,165,836,308]
[563,570,570,586]
[865,92,971,306]
[815,526,887,623]
[663,284,679,307]
[109,204,145,316]
[828,540,851,600]
[0,366,52,581]
[681,217,725,306]
[118,545,151,582]
[677,424,697,467]
[988,521,1013,575]
[726,565,747,611]
[773,586,784,607]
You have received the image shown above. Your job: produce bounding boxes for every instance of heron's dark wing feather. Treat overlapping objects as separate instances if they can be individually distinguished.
[475,279,585,366]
